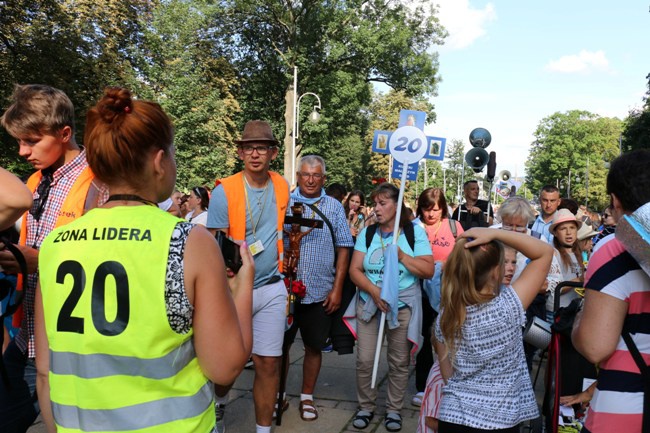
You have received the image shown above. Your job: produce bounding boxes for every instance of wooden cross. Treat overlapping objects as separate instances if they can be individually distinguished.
[282,202,323,278]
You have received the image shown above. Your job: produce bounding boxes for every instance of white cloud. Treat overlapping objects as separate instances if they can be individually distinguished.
[545,50,610,74]
[433,0,497,50]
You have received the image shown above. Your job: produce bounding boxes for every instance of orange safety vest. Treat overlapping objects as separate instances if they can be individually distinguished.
[13,166,96,327]
[216,171,289,272]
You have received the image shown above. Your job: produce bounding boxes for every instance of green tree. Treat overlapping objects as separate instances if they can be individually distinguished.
[525,110,622,210]
[0,0,151,175]
[216,0,447,182]
[139,0,241,188]
[622,73,650,152]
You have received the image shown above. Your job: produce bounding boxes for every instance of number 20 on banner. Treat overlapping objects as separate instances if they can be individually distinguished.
[388,126,428,164]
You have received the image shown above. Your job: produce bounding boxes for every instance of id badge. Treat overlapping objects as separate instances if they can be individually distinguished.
[249,239,265,256]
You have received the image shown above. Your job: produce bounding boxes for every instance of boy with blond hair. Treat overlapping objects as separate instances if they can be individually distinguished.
[0,84,105,433]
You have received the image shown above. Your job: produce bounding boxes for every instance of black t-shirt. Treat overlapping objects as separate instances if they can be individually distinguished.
[451,199,493,230]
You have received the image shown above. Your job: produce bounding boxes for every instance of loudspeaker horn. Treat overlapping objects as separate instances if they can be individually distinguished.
[498,170,511,182]
[465,147,489,173]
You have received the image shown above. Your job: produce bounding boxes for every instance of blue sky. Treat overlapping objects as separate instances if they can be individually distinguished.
[424,0,650,178]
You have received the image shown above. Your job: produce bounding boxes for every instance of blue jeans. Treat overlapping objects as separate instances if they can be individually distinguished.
[0,341,39,433]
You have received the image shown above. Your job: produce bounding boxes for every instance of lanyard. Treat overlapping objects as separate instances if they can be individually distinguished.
[243,176,269,240]
[379,228,400,251]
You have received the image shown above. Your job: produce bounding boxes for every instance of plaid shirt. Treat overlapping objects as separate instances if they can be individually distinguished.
[16,150,108,357]
[284,194,353,304]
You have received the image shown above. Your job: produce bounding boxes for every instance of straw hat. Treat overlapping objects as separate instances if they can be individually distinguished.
[549,208,582,235]
[577,223,599,241]
[234,120,279,145]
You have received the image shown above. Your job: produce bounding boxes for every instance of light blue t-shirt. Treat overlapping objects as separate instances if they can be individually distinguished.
[207,182,282,289]
[354,224,432,303]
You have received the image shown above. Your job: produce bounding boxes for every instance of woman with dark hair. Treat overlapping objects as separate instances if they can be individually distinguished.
[34,87,254,433]
[411,188,464,407]
[593,205,616,245]
[186,186,210,226]
[344,190,368,238]
[349,183,434,432]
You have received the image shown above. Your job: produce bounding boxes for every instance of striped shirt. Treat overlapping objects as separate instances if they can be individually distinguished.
[530,214,554,244]
[582,234,650,433]
[16,150,107,357]
[284,194,353,304]
[417,360,444,433]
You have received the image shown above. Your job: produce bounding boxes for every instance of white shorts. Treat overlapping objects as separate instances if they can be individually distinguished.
[251,279,287,357]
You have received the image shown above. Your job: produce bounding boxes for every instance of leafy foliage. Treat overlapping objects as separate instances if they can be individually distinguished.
[622,73,650,152]
[525,110,622,210]
[0,0,152,176]
[139,0,241,188]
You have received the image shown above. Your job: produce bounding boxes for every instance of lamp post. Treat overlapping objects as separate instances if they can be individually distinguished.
[291,66,322,187]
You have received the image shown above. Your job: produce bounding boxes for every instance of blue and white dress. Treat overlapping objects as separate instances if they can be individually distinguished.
[435,285,538,429]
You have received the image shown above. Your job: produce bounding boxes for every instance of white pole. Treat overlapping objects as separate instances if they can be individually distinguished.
[371,165,408,389]
[291,66,298,187]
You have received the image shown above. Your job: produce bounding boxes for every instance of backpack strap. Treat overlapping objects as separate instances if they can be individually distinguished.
[448,218,457,239]
[403,222,415,251]
[622,331,650,433]
[306,202,338,266]
[365,223,378,249]
[365,222,415,251]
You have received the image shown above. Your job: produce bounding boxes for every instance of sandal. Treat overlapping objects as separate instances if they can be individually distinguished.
[299,399,318,421]
[272,399,289,419]
[411,391,424,407]
[352,410,373,429]
[384,413,402,432]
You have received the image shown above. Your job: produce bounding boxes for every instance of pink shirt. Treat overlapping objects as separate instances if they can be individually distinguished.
[424,218,464,262]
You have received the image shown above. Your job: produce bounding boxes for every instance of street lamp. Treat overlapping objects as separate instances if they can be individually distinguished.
[291,66,322,186]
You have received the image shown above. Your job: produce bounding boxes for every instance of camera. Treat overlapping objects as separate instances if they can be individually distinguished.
[215,231,242,273]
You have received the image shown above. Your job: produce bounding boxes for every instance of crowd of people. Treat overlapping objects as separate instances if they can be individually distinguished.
[0,83,648,433]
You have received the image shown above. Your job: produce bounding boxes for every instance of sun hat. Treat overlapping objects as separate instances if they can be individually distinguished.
[549,208,582,235]
[577,223,599,241]
[234,120,278,145]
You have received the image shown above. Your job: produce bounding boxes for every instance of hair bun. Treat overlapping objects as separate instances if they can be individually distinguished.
[97,87,133,124]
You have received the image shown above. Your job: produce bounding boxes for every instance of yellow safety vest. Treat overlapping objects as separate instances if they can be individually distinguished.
[39,205,213,433]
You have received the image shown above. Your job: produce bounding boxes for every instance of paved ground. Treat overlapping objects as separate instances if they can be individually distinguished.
[28,337,547,432]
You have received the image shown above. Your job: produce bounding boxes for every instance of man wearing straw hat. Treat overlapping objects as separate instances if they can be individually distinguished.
[207,120,290,433]
[573,149,650,433]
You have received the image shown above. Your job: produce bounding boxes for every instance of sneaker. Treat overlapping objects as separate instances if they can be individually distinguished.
[215,402,226,433]
[411,391,424,407]
[322,338,333,353]
[244,357,254,369]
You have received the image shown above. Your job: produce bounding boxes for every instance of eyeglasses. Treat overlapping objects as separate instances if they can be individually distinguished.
[298,172,324,180]
[240,145,273,155]
[502,224,528,233]
[602,213,611,218]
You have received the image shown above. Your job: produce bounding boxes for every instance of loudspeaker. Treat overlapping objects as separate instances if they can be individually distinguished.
[498,170,511,182]
[465,147,489,173]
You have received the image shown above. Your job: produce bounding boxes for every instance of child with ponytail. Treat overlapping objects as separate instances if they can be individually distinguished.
[434,228,552,433]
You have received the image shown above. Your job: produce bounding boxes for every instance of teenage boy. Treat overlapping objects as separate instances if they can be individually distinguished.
[0,84,106,433]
